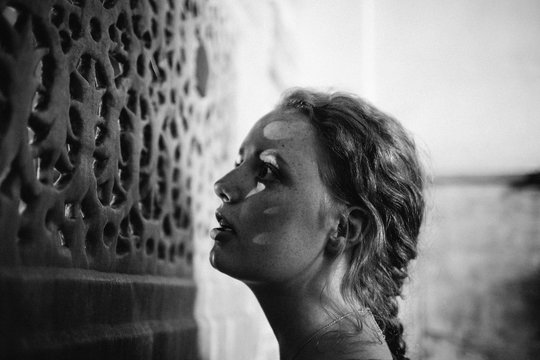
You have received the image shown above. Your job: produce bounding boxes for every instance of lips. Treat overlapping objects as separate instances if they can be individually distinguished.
[211,210,236,240]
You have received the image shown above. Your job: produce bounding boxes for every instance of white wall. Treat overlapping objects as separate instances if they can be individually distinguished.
[287,0,540,176]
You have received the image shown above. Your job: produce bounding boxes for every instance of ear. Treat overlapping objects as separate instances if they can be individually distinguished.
[325,206,364,256]
[342,206,365,248]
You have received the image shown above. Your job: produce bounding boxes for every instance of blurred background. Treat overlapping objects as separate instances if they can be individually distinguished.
[195,1,540,359]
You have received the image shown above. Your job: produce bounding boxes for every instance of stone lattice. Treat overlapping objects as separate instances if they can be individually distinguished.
[0,0,234,277]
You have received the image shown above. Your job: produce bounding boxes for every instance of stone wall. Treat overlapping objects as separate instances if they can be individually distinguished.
[0,0,235,358]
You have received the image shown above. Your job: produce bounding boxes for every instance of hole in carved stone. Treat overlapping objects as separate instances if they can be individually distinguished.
[97,179,112,205]
[111,181,126,207]
[149,0,158,13]
[140,96,149,119]
[133,236,141,249]
[121,32,131,50]
[90,17,101,41]
[69,72,84,101]
[108,24,118,42]
[195,43,209,96]
[69,106,83,137]
[140,192,152,218]
[165,29,173,45]
[139,172,149,195]
[68,13,82,39]
[58,228,67,247]
[103,222,116,246]
[99,92,113,118]
[174,145,180,161]
[169,245,175,262]
[118,164,130,187]
[158,136,166,152]
[178,242,185,257]
[130,207,143,235]
[169,88,176,105]
[50,6,64,27]
[32,89,48,112]
[142,122,152,150]
[64,202,77,219]
[116,236,130,255]
[157,91,165,105]
[140,147,149,168]
[157,154,166,177]
[104,222,116,237]
[32,18,50,48]
[157,241,165,260]
[94,123,107,146]
[163,215,172,236]
[116,12,127,30]
[145,237,155,255]
[109,52,124,78]
[181,114,188,131]
[40,54,55,89]
[141,31,151,49]
[166,11,173,26]
[120,133,131,163]
[93,157,108,178]
[130,0,139,10]
[28,113,50,143]
[119,108,131,132]
[59,30,71,53]
[127,89,137,113]
[102,0,118,9]
[95,61,107,89]
[172,168,179,182]
[136,54,145,77]
[150,18,157,37]
[66,139,79,165]
[171,187,179,201]
[119,213,132,236]
[76,54,92,80]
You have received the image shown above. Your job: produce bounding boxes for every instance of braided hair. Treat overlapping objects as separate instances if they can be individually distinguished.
[278,89,425,360]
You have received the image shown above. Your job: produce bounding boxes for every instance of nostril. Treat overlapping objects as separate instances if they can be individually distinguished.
[214,181,231,202]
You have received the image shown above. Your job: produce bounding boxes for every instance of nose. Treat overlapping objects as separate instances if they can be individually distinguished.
[214,176,237,203]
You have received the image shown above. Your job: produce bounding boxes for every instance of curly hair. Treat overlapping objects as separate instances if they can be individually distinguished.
[277,88,425,360]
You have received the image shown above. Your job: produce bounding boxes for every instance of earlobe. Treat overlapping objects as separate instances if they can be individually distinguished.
[326,233,346,256]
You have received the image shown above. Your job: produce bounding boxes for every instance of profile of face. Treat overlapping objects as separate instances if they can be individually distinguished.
[211,109,339,285]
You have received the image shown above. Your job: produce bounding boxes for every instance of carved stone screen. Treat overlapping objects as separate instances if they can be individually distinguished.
[0,0,234,358]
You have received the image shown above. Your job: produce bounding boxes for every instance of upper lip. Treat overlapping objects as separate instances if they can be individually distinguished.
[215,210,236,233]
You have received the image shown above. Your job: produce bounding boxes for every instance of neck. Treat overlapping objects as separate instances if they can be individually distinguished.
[246,255,350,360]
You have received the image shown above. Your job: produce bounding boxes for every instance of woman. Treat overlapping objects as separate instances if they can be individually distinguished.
[210,88,425,360]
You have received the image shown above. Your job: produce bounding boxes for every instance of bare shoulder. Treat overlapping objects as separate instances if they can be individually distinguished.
[296,328,393,360]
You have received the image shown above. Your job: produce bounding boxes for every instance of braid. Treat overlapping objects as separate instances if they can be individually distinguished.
[279,89,425,359]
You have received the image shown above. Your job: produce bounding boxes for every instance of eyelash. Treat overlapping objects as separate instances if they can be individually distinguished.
[256,162,280,182]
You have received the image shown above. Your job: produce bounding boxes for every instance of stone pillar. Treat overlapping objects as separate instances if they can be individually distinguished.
[0,0,235,358]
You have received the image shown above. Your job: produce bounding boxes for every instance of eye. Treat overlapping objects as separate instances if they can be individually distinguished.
[256,162,279,182]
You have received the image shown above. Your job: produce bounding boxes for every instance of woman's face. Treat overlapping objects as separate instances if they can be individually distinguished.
[211,108,338,284]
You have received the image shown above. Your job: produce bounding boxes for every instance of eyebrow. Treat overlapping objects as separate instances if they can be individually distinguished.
[259,149,289,169]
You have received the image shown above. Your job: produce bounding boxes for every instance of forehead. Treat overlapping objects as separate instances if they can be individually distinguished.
[241,109,319,156]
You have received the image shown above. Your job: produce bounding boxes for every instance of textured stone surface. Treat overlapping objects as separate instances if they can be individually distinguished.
[0,0,235,358]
